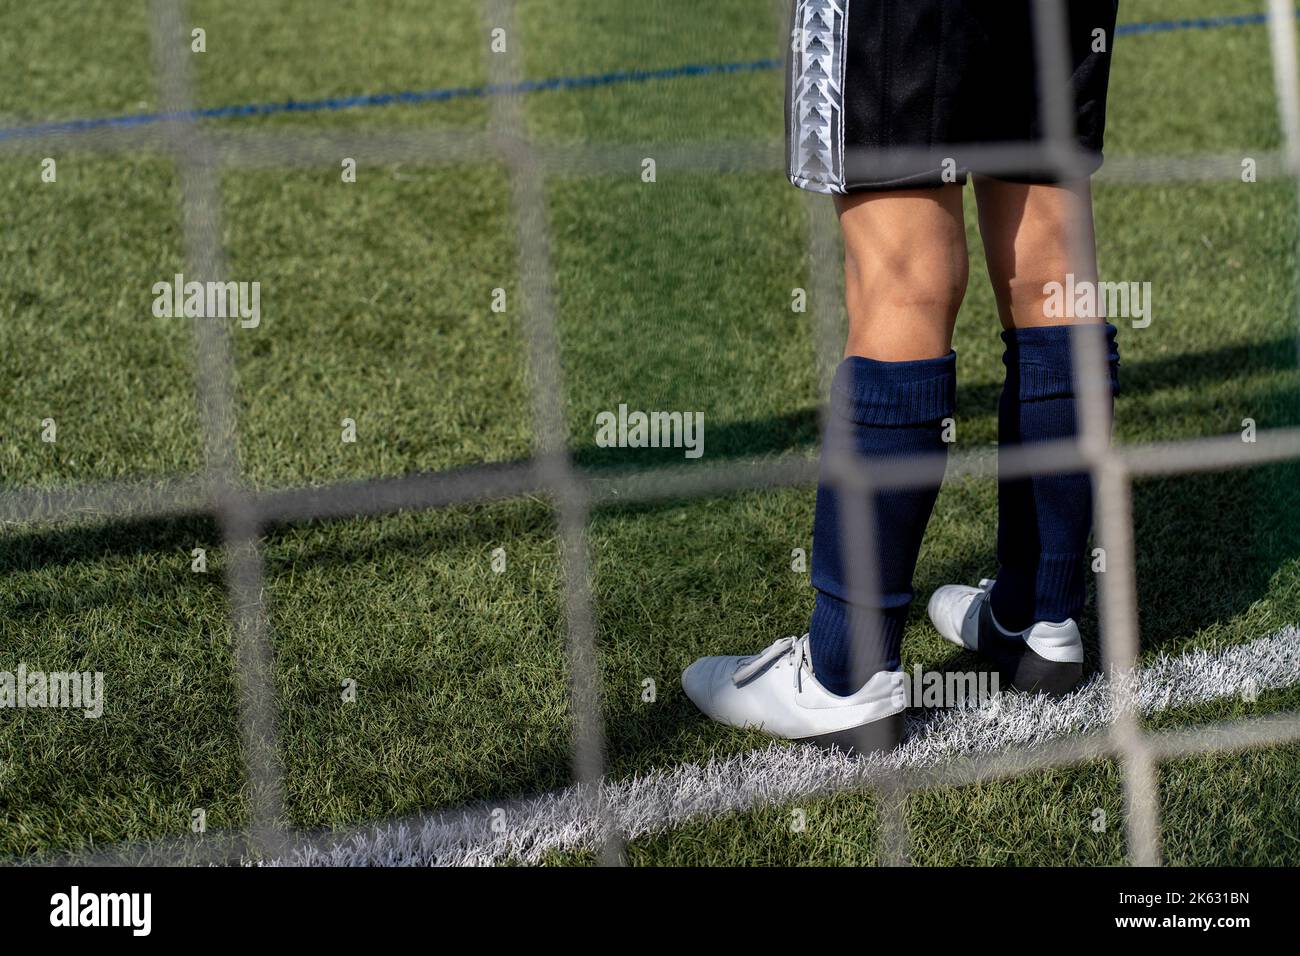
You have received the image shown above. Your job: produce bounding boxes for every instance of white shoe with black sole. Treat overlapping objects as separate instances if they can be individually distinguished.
[927,578,1084,696]
[681,634,907,755]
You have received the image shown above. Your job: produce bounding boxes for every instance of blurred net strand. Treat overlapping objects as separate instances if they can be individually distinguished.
[3,0,1299,867]
[1031,0,1163,867]
[1270,0,1300,171]
[146,0,286,860]
[480,0,623,866]
[1271,0,1300,374]
[801,96,913,859]
[794,17,913,859]
[5,123,1296,187]
[5,427,1300,529]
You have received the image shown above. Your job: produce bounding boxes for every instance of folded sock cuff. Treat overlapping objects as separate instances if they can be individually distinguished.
[829,351,957,427]
[1001,323,1120,401]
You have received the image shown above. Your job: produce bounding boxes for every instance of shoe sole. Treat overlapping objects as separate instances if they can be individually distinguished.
[799,710,905,757]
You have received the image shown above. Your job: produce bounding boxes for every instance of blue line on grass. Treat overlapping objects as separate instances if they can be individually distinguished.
[1,10,1294,142]
[1115,11,1277,35]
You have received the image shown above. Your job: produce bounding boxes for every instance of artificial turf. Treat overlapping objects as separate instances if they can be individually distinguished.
[0,0,1296,863]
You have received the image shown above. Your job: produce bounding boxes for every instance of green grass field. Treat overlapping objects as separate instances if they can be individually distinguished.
[1,0,1298,864]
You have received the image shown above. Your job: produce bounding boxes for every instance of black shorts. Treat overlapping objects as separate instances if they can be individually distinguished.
[785,0,1119,193]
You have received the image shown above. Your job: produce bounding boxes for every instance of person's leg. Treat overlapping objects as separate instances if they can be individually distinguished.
[808,184,967,695]
[838,186,969,361]
[973,176,1100,333]
[973,176,1119,632]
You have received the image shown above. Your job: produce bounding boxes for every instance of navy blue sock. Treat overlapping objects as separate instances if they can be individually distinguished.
[990,323,1120,631]
[809,352,956,695]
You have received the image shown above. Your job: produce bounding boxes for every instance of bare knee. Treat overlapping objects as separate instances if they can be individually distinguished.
[975,178,1099,330]
[845,239,965,313]
[838,187,968,360]
[842,247,966,360]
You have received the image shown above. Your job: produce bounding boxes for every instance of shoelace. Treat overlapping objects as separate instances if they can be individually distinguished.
[731,634,812,691]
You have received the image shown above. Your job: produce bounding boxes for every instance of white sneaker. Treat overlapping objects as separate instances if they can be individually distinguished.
[681,634,906,754]
[926,578,1084,695]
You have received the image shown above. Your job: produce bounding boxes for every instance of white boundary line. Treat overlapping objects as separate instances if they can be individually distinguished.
[263,626,1300,866]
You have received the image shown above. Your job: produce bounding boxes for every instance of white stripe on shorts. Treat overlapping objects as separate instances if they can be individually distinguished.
[789,0,848,193]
